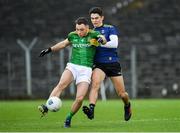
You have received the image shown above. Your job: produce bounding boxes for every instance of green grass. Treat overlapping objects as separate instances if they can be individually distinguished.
[0,99,180,132]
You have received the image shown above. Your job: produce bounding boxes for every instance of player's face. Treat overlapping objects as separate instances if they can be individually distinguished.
[76,24,89,37]
[90,13,104,27]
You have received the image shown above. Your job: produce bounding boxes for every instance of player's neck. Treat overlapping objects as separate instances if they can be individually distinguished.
[95,23,103,28]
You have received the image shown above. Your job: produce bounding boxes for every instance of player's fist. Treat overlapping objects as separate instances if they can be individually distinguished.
[97,35,107,44]
[90,39,99,46]
[39,47,52,57]
[97,37,103,44]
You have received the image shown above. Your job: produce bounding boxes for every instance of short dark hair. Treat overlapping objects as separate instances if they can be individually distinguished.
[89,7,103,16]
[75,17,89,25]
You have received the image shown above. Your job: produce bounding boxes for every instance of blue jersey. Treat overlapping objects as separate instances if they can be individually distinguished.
[94,24,120,63]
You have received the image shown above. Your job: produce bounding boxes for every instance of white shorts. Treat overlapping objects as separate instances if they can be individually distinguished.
[65,63,92,85]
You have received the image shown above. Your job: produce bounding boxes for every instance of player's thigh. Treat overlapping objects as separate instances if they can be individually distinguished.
[58,69,74,86]
[92,68,106,83]
[110,76,125,93]
[76,82,89,98]
[76,66,92,85]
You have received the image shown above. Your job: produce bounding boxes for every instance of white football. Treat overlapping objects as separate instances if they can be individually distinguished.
[46,96,62,112]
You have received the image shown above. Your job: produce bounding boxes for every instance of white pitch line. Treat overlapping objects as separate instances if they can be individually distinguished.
[130,117,180,122]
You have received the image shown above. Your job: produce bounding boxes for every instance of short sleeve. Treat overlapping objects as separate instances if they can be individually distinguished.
[67,32,72,42]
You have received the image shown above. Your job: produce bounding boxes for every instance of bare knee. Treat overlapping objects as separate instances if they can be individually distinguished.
[118,91,129,99]
[75,95,85,103]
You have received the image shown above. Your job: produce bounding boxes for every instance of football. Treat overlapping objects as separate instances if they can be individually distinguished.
[46,96,62,112]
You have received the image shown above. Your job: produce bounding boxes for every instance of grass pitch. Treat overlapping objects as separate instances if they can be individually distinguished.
[0,99,180,132]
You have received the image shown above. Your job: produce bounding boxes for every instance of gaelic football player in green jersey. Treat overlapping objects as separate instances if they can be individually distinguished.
[38,17,106,128]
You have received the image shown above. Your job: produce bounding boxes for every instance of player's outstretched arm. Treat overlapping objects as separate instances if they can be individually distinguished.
[39,39,70,57]
[51,39,70,52]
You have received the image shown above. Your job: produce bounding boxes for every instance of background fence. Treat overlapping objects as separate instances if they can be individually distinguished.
[0,0,180,99]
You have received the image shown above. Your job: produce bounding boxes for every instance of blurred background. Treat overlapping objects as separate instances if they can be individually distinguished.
[0,0,180,100]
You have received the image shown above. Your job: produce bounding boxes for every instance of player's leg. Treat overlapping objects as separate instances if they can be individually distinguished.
[64,64,91,127]
[110,76,132,121]
[90,68,105,104]
[83,68,105,119]
[49,69,74,97]
[64,82,89,127]
[38,69,74,116]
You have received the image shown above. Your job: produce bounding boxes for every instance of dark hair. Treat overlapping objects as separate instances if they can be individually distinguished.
[89,7,103,16]
[75,17,89,25]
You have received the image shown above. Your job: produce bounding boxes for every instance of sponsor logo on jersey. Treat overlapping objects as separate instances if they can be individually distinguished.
[72,43,91,48]
[101,30,105,34]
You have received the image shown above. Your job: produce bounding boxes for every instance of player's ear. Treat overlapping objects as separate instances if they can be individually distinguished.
[86,25,89,29]
[101,16,104,21]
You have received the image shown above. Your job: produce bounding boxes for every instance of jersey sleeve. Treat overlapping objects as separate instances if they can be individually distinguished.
[67,31,75,43]
[67,32,72,42]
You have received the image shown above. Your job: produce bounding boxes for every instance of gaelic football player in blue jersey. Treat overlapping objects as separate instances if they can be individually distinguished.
[83,7,132,121]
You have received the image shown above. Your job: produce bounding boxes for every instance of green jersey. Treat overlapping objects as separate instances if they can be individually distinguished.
[68,30,100,67]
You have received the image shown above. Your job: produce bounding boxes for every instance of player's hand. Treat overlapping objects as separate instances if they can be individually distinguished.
[96,35,106,44]
[97,37,103,44]
[39,47,52,57]
[89,39,99,46]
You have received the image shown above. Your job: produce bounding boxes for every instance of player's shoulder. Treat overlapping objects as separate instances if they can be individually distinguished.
[103,24,115,28]
[89,29,99,33]
[103,24,119,34]
[68,31,79,41]
[68,31,77,36]
[89,29,100,35]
